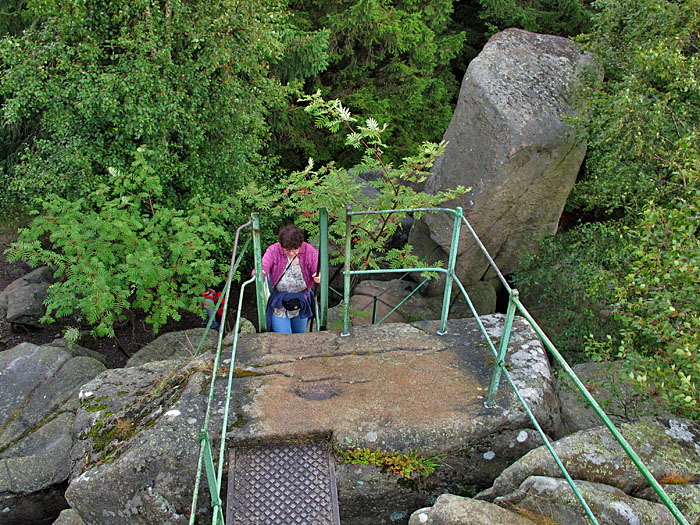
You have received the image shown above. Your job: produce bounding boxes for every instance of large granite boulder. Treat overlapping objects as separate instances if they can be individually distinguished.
[0,266,53,327]
[63,316,560,524]
[229,316,560,452]
[410,28,600,293]
[0,341,106,524]
[495,476,678,524]
[125,322,255,370]
[52,508,86,524]
[478,418,700,524]
[409,494,535,525]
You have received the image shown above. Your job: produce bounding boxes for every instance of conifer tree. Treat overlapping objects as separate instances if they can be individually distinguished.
[272,0,466,169]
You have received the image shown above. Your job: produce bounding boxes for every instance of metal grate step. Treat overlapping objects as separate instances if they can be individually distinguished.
[227,440,340,524]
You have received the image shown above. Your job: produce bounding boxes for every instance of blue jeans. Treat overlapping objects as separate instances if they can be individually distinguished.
[270,312,307,334]
[202,300,220,332]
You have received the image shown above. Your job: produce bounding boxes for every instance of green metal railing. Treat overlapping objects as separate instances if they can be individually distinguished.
[340,205,689,525]
[189,206,688,525]
[189,215,253,525]
[189,211,329,524]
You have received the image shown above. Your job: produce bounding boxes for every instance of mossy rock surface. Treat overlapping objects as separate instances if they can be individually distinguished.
[479,417,700,523]
[67,354,227,524]
[410,494,536,525]
[64,316,560,524]
[495,476,677,525]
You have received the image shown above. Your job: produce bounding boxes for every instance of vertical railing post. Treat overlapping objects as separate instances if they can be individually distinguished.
[438,207,462,335]
[200,432,225,525]
[319,207,329,330]
[252,213,266,332]
[342,205,352,336]
[486,289,518,407]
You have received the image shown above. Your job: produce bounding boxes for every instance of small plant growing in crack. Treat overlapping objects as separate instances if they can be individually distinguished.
[335,446,443,478]
[113,417,134,441]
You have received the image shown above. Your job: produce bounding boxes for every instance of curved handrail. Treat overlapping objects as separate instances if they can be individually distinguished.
[189,213,324,524]
[190,216,253,524]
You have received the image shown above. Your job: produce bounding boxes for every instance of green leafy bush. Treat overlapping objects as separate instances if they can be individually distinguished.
[516,0,700,418]
[574,0,700,417]
[0,0,287,209]
[6,147,232,337]
[512,222,626,363]
[614,199,700,416]
[277,92,467,273]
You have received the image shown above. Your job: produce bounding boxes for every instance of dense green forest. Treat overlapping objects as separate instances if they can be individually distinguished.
[0,0,698,417]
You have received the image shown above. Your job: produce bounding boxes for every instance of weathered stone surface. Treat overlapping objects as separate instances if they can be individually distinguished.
[461,281,498,317]
[52,508,86,525]
[556,360,671,438]
[410,29,599,292]
[0,425,72,494]
[221,318,257,347]
[231,317,557,523]
[125,328,219,367]
[335,462,426,524]
[42,338,107,365]
[0,343,69,429]
[634,483,700,522]
[65,316,558,524]
[478,417,700,501]
[66,356,219,524]
[441,428,546,491]
[0,342,105,524]
[0,356,106,449]
[0,266,53,326]
[409,494,535,525]
[495,476,676,525]
[230,316,559,452]
[1,412,73,460]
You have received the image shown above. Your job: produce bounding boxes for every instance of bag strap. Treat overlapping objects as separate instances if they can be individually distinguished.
[273,254,297,288]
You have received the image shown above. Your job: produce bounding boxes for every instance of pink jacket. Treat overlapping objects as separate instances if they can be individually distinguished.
[261,241,319,291]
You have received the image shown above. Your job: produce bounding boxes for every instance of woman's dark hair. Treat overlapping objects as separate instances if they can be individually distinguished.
[278,224,304,249]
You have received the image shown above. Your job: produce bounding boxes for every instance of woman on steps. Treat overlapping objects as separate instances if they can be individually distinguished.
[261,224,320,333]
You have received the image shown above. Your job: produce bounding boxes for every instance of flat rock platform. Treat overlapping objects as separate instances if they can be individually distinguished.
[226,315,559,452]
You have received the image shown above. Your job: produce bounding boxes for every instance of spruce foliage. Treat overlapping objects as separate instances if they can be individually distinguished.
[477,0,591,36]
[271,0,466,169]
